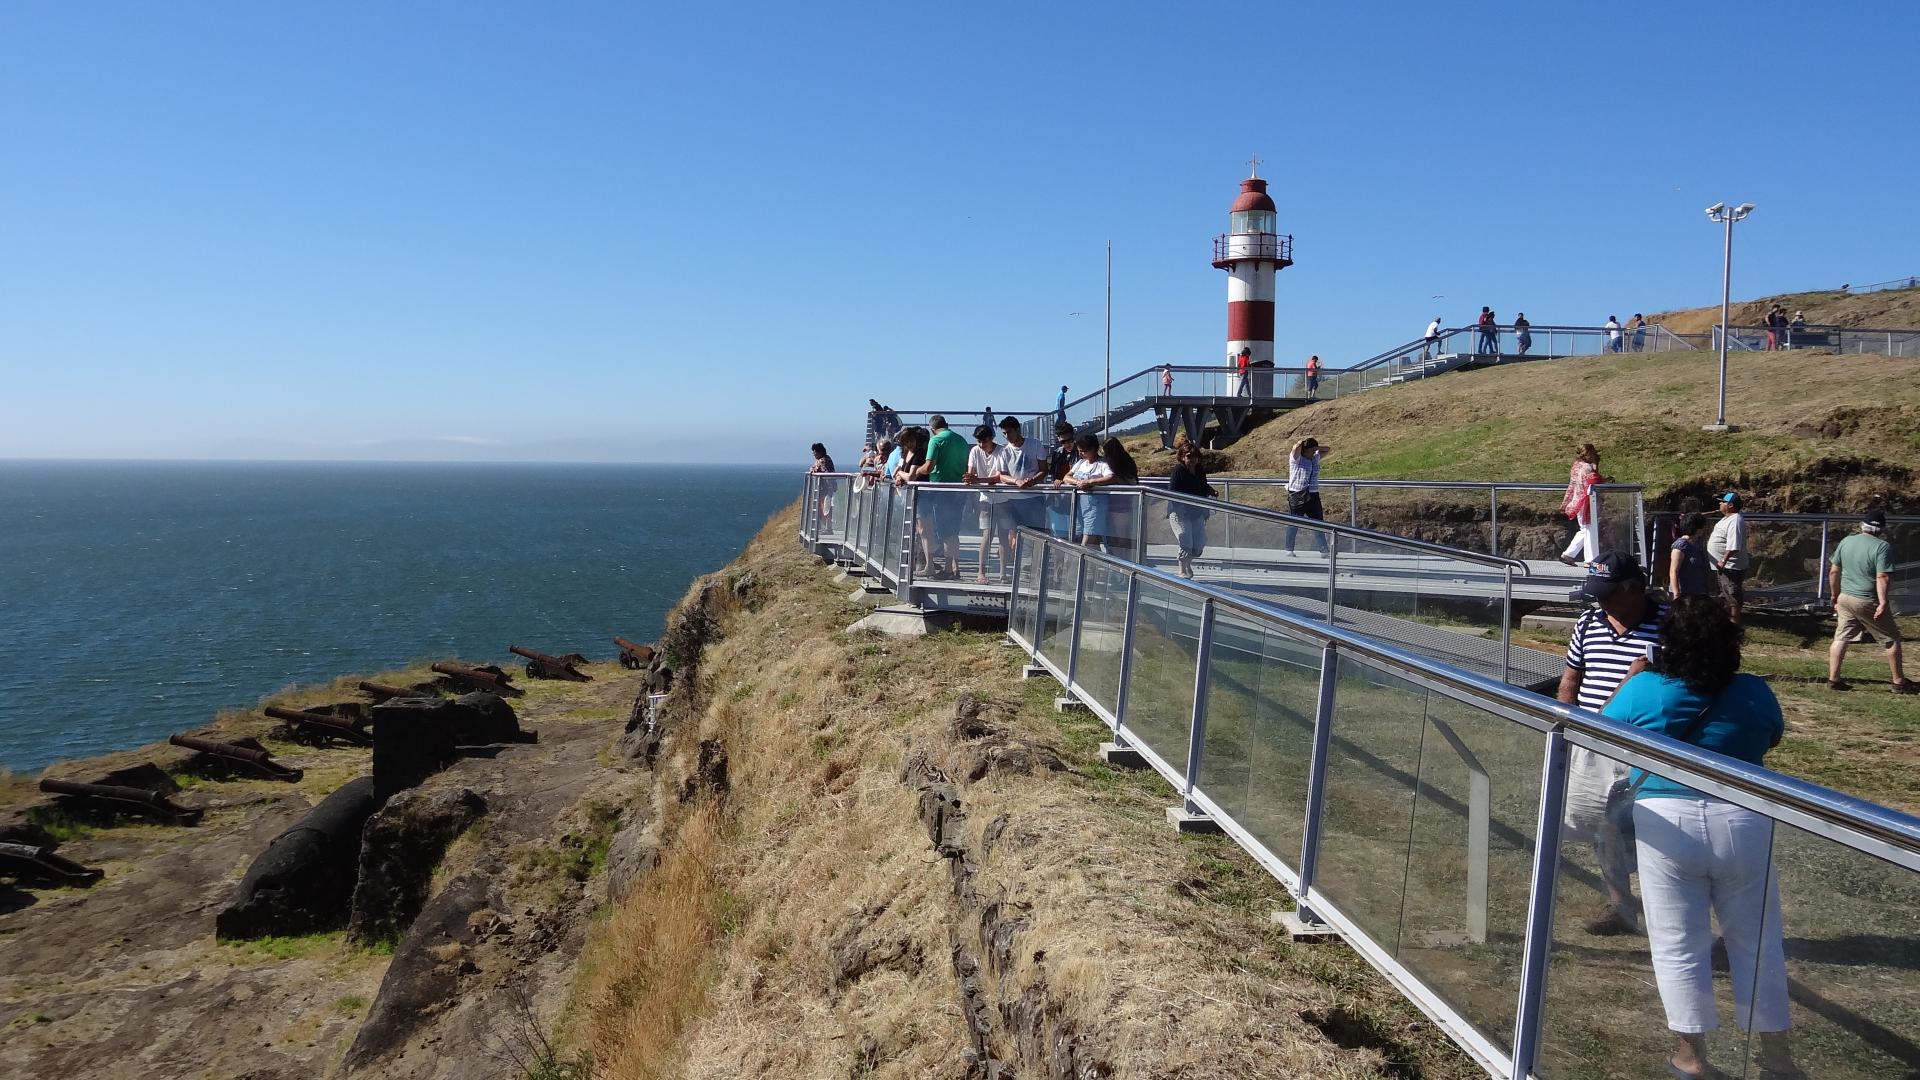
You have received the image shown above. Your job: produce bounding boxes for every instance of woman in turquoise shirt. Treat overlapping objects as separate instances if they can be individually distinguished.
[1602,595,1803,1080]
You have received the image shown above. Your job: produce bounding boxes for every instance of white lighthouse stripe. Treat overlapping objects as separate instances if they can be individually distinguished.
[1227,271,1276,304]
[1225,341,1275,364]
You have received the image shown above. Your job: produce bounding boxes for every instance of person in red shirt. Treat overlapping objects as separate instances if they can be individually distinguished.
[1305,354,1322,397]
[1236,347,1252,397]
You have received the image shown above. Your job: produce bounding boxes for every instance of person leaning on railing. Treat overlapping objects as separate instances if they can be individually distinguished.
[1598,594,1802,1080]
[1166,435,1217,579]
[990,416,1047,582]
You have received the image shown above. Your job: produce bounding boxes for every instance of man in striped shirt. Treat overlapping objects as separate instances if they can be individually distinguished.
[1557,552,1667,936]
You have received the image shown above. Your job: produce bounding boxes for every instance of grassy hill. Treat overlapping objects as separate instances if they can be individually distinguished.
[1192,347,1920,511]
[1649,281,1920,334]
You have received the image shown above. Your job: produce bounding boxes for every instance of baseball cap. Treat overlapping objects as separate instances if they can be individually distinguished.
[1719,492,1741,505]
[1580,552,1646,601]
[1864,509,1888,529]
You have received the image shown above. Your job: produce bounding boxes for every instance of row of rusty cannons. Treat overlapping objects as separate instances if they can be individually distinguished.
[509,645,592,682]
[614,637,656,670]
[431,661,525,698]
[266,705,373,747]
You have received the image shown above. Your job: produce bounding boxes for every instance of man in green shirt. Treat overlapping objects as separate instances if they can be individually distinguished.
[913,415,972,580]
[1827,510,1915,693]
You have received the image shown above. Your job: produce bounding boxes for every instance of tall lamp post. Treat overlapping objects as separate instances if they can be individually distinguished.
[1703,201,1754,432]
[1103,241,1112,439]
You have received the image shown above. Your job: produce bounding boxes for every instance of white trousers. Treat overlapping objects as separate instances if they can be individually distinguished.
[1633,798,1790,1034]
[1562,521,1598,562]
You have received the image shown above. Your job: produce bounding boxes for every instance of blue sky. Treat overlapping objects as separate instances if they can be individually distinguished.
[2,2,1915,464]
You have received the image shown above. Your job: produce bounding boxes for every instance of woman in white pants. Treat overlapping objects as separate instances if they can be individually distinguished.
[1602,595,1802,1080]
[1559,443,1608,565]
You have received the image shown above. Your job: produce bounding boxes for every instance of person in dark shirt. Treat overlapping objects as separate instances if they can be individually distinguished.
[1667,513,1714,597]
[1166,436,1217,578]
[1045,420,1078,538]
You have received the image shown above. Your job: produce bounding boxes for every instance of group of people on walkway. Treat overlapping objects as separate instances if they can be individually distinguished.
[1760,305,1808,350]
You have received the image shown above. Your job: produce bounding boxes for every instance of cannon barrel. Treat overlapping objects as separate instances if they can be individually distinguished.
[431,662,525,697]
[508,645,592,682]
[0,841,102,887]
[38,779,201,823]
[168,734,304,781]
[613,637,656,670]
[357,681,422,700]
[265,706,373,746]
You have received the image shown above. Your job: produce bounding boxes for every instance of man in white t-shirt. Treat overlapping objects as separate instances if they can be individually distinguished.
[964,424,1010,583]
[1423,316,1442,360]
[1707,491,1749,623]
[991,416,1046,582]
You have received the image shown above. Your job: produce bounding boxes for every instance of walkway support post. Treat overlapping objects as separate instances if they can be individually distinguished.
[1294,642,1340,924]
[1112,573,1141,745]
[1510,727,1572,1075]
[1179,600,1217,816]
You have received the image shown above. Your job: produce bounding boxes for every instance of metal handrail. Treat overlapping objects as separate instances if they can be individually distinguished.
[1145,487,1532,574]
[1011,525,1920,871]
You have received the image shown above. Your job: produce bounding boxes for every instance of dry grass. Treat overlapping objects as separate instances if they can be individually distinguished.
[573,504,1487,1078]
[1650,283,1920,335]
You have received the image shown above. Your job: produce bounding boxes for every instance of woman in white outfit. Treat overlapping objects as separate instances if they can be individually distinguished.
[1559,443,1608,565]
[1601,595,1802,1080]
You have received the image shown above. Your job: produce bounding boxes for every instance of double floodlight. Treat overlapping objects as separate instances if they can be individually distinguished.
[1705,201,1755,221]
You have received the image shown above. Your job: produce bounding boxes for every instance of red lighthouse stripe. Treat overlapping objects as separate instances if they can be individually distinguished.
[1227,300,1275,343]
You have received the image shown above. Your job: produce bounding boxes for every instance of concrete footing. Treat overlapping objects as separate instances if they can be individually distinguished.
[1098,742,1147,769]
[832,567,866,586]
[1272,907,1342,942]
[1020,664,1048,680]
[849,605,999,637]
[1054,696,1089,714]
[1164,805,1221,834]
[848,585,891,608]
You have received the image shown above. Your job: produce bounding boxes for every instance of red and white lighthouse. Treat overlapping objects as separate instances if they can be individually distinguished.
[1212,163,1293,393]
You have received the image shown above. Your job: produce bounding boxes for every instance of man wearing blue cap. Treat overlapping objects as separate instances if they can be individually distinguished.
[1707,492,1749,623]
[1828,509,1916,694]
[1558,551,1666,935]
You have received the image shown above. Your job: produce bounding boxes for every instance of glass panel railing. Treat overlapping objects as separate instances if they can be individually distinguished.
[1588,485,1644,566]
[1010,535,1041,648]
[1069,564,1129,720]
[1117,580,1202,777]
[1037,548,1081,672]
[1194,611,1321,869]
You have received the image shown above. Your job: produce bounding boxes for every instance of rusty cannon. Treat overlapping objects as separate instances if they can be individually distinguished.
[509,645,592,682]
[169,734,304,782]
[265,706,373,747]
[614,637,656,670]
[357,680,434,701]
[430,662,524,698]
[38,778,202,825]
[0,841,103,887]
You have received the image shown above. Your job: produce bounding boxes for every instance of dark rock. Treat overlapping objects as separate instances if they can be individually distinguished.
[369,700,460,801]
[614,723,661,766]
[95,762,178,794]
[347,787,486,947]
[678,739,729,802]
[603,812,657,902]
[216,776,380,940]
[448,692,534,745]
[0,808,53,848]
[343,869,499,1073]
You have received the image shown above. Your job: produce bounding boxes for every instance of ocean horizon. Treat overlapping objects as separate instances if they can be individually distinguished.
[0,460,800,772]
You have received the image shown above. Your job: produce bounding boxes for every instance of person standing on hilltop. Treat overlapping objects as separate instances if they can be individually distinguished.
[1304,354,1322,397]
[1605,315,1623,353]
[1707,492,1749,623]
[1476,307,1498,355]
[1513,312,1533,356]
[1630,313,1648,352]
[1424,315,1443,360]
[1827,509,1917,694]
[1558,443,1610,565]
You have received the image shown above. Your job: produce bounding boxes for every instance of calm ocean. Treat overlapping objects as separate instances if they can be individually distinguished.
[0,461,799,773]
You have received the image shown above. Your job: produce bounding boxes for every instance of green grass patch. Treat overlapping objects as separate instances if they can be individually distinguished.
[25,806,96,843]
[219,930,345,963]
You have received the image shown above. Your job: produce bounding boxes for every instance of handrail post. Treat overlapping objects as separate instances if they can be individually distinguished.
[1066,555,1089,690]
[900,485,918,599]
[1294,642,1340,924]
[1348,485,1358,527]
[1030,541,1051,662]
[1007,528,1025,636]
[1180,599,1217,815]
[1113,573,1141,743]
[1501,567,1514,684]
[1133,490,1148,565]
[1489,488,1500,557]
[1510,727,1572,1077]
[883,485,898,582]
[1815,520,1831,606]
[1324,529,1339,624]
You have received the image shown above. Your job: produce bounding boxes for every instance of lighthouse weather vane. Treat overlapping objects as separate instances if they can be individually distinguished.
[1247,153,1262,177]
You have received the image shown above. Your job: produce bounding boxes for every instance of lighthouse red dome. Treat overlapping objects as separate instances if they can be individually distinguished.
[1230,177,1275,213]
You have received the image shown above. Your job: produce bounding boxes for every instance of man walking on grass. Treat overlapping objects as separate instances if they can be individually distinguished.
[1828,510,1918,694]
[1558,553,1666,936]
